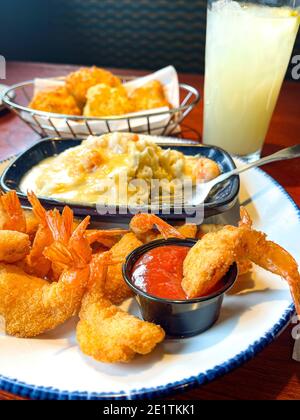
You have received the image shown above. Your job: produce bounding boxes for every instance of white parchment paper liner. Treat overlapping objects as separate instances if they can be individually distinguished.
[23,66,180,136]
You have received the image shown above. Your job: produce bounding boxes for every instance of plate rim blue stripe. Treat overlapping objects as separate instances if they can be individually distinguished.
[0,155,297,400]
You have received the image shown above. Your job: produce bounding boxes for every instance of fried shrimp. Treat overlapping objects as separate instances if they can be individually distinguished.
[238,208,300,314]
[0,230,30,263]
[182,208,300,314]
[175,224,197,239]
[154,224,197,242]
[192,157,221,182]
[104,233,143,304]
[130,213,184,242]
[183,225,243,298]
[0,217,91,338]
[0,192,31,263]
[0,192,38,239]
[24,192,54,277]
[86,229,129,249]
[76,252,165,363]
[0,191,27,232]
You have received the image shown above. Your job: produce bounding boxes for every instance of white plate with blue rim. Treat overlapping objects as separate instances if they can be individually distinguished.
[0,147,298,400]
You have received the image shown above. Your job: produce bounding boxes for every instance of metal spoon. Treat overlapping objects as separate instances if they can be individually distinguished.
[185,144,300,206]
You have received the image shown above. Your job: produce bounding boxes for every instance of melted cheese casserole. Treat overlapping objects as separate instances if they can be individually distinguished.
[20,133,220,205]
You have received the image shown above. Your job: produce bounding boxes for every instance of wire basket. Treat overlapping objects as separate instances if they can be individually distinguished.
[2,77,200,139]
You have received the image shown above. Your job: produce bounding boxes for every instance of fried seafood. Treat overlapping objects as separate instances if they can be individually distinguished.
[23,192,55,277]
[0,192,31,263]
[183,225,244,298]
[130,80,170,111]
[0,230,30,263]
[130,213,184,243]
[154,224,198,242]
[105,233,143,305]
[29,87,81,115]
[182,208,300,314]
[0,192,38,240]
[65,66,121,107]
[23,210,39,240]
[21,133,220,206]
[77,252,165,363]
[196,222,252,276]
[192,157,221,182]
[86,229,130,250]
[0,190,27,232]
[175,224,197,239]
[0,217,91,337]
[83,84,134,117]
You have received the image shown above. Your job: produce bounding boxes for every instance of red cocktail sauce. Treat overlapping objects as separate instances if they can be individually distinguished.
[131,245,225,301]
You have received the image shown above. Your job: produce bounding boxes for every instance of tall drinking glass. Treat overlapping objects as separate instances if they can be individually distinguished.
[203,0,300,162]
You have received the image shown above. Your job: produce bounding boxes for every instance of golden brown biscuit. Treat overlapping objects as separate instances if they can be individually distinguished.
[29,87,81,115]
[130,80,170,112]
[83,83,134,117]
[65,66,121,107]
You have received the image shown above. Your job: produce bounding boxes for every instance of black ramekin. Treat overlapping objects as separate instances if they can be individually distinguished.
[123,238,238,338]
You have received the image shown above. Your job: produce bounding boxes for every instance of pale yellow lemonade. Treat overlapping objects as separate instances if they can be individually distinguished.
[203,1,300,157]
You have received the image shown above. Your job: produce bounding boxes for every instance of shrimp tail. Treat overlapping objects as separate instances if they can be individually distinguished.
[69,216,92,264]
[27,191,47,225]
[46,206,74,244]
[239,206,253,229]
[1,191,27,233]
[244,229,300,315]
[130,213,184,240]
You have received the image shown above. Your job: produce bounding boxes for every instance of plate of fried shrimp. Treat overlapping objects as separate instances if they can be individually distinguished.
[0,157,299,399]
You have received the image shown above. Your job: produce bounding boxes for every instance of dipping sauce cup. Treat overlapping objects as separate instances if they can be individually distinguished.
[123,238,238,338]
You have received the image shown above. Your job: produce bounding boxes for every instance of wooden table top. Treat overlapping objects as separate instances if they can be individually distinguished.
[0,61,299,401]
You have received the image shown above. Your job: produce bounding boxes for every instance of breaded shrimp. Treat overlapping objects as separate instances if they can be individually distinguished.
[238,208,300,314]
[155,223,197,242]
[0,217,91,338]
[0,191,27,233]
[76,252,165,363]
[192,157,221,182]
[0,230,30,263]
[24,192,54,277]
[174,224,197,238]
[0,192,38,240]
[0,192,31,263]
[130,213,184,242]
[183,225,243,298]
[105,233,143,304]
[86,229,129,249]
[182,208,300,314]
[23,210,39,240]
[196,222,252,275]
